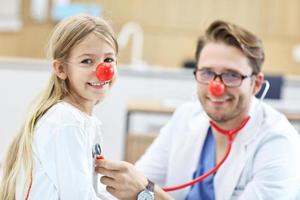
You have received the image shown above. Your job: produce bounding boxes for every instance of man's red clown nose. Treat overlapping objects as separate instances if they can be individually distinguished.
[209,80,225,96]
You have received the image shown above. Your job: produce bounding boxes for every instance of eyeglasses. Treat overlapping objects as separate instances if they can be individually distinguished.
[193,69,254,87]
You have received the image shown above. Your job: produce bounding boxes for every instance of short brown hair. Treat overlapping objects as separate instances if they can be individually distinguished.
[195,20,265,74]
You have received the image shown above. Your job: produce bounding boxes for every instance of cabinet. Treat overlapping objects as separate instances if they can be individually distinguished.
[124,100,174,163]
[283,112,300,132]
[124,100,300,163]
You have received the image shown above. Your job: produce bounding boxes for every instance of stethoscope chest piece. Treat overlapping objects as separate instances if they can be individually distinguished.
[93,143,102,158]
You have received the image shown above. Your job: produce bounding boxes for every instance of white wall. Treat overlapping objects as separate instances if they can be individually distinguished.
[0,0,22,31]
[0,68,50,164]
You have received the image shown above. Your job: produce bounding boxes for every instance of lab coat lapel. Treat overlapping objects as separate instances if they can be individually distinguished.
[187,110,210,156]
[214,99,263,200]
[167,110,210,199]
[184,111,211,178]
[214,134,247,200]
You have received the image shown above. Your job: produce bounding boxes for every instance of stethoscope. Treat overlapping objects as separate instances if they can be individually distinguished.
[25,63,115,200]
[93,143,103,159]
[162,79,270,192]
[88,76,270,193]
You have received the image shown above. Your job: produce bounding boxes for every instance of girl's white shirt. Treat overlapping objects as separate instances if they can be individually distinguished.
[16,101,116,200]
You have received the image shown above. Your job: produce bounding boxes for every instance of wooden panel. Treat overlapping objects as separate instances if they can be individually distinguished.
[284,0,300,37]
[233,0,264,34]
[1,0,300,75]
[263,37,300,74]
[0,0,54,58]
[0,23,53,58]
[143,31,198,67]
[125,134,156,163]
[131,0,170,28]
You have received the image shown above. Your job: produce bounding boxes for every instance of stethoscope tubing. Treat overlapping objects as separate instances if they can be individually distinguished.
[162,116,250,192]
[25,80,269,196]
[162,80,269,192]
[163,136,233,192]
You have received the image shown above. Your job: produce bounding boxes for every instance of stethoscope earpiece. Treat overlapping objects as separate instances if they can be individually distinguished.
[259,80,270,101]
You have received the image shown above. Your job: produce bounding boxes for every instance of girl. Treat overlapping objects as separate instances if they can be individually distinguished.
[0,14,118,200]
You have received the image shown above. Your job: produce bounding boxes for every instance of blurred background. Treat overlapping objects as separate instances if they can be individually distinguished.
[3,0,300,73]
[1,0,300,167]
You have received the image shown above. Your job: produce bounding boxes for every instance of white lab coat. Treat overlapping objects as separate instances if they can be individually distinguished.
[135,97,300,200]
[16,102,116,200]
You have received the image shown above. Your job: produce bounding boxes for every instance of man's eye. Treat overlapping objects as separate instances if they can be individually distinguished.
[201,70,214,76]
[224,72,241,80]
[81,59,93,64]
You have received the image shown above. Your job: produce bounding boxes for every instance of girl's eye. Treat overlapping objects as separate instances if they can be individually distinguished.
[81,59,93,64]
[104,57,114,63]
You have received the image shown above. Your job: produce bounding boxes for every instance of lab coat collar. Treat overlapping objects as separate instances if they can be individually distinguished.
[186,98,264,200]
[186,104,211,170]
[235,97,265,145]
[175,102,211,194]
[187,97,263,143]
[214,97,265,200]
[188,105,210,134]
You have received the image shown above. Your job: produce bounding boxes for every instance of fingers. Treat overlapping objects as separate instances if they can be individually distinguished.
[96,155,105,160]
[96,166,116,178]
[100,176,117,188]
[96,165,133,186]
[106,186,117,197]
[106,186,128,200]
[95,159,131,171]
[101,176,135,200]
[95,160,148,200]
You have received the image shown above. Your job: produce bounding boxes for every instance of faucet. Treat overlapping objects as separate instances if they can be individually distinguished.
[118,22,145,68]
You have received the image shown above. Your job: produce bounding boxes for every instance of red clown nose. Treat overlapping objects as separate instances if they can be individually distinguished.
[96,63,115,82]
[209,80,225,96]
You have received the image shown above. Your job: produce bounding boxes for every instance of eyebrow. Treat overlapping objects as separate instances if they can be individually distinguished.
[78,52,116,58]
[199,67,243,74]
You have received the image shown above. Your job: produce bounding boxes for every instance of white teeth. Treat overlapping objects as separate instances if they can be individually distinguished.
[90,82,101,86]
[89,81,109,86]
[210,98,228,102]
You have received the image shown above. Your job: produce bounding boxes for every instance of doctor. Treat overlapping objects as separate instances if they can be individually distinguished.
[96,20,300,200]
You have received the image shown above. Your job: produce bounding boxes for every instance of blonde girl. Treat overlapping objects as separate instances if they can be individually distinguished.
[0,14,118,200]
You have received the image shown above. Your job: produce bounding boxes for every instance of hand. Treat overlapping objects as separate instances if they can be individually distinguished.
[95,159,148,200]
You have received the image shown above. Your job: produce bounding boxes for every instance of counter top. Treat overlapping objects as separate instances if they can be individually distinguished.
[127,99,300,122]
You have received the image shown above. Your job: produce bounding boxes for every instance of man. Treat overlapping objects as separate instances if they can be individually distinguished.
[95,20,300,200]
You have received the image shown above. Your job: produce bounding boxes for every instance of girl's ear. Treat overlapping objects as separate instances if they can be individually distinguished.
[253,72,264,95]
[53,60,67,80]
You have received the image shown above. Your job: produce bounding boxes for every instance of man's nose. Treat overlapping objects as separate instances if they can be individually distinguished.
[213,74,223,82]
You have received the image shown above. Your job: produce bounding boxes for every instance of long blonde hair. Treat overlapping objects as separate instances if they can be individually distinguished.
[0,14,118,200]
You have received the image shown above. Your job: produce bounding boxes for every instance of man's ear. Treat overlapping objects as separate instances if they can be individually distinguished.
[253,72,264,95]
[53,60,67,80]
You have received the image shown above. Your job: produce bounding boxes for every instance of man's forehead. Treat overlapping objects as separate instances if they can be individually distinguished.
[197,43,252,73]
